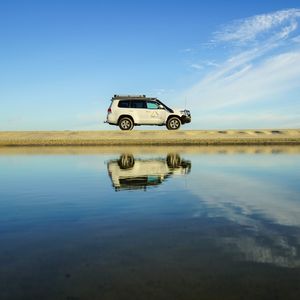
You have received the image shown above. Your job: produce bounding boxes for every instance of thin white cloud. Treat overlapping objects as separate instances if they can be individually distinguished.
[150,88,175,98]
[183,8,300,128]
[193,112,300,129]
[181,48,193,52]
[190,63,204,70]
[189,60,219,70]
[292,34,300,42]
[214,9,300,44]
[187,51,300,110]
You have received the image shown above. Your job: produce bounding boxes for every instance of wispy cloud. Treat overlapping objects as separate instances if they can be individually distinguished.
[181,48,193,53]
[214,9,300,44]
[184,9,300,128]
[188,51,300,109]
[193,112,300,129]
[189,60,219,70]
[190,63,204,70]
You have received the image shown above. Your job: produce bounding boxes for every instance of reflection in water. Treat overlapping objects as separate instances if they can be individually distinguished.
[185,154,300,269]
[107,154,191,191]
[106,152,300,268]
[0,147,299,299]
[220,234,300,268]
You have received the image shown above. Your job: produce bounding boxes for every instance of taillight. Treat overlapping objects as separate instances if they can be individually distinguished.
[108,108,112,113]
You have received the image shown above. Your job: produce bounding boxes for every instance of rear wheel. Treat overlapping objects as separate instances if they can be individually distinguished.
[119,117,134,130]
[166,117,181,130]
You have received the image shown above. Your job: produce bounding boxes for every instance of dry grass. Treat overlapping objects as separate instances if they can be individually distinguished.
[0,129,299,146]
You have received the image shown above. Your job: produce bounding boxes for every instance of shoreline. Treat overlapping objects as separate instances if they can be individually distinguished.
[1,145,300,156]
[0,129,300,146]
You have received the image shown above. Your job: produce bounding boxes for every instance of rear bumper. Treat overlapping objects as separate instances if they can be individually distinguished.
[104,121,117,125]
[105,114,118,125]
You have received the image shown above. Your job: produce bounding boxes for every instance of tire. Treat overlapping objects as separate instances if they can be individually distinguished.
[166,116,181,130]
[119,117,134,130]
[118,154,135,169]
[167,154,181,168]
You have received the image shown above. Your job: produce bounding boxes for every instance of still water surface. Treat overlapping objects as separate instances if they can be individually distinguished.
[0,146,300,300]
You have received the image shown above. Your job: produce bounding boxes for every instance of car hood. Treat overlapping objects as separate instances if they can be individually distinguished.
[173,108,190,115]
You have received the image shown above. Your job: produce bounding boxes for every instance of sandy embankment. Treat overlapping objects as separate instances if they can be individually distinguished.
[0,129,299,146]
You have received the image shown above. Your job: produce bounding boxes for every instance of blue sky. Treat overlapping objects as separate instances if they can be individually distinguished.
[1,0,299,130]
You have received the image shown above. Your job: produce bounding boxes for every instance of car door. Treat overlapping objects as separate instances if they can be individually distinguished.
[142,101,167,124]
[130,99,148,124]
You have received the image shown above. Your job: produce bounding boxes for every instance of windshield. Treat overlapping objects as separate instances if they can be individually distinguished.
[156,99,174,113]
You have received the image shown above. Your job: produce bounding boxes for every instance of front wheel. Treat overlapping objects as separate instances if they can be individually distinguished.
[119,117,134,130]
[166,117,181,130]
[167,154,181,168]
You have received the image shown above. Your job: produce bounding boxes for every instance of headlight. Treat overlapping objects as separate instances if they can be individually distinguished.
[181,110,191,116]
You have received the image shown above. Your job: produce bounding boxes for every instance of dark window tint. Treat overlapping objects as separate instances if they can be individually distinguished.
[118,100,130,108]
[131,100,146,109]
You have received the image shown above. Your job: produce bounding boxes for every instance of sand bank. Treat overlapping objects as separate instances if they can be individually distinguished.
[0,129,299,146]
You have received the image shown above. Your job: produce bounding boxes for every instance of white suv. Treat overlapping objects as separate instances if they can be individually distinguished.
[105,95,191,130]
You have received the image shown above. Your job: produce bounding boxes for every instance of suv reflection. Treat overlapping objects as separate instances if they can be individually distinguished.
[107,154,191,191]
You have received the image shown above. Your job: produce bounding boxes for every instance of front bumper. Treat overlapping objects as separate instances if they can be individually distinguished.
[181,115,191,124]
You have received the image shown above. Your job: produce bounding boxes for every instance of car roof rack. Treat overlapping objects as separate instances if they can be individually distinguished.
[112,94,146,99]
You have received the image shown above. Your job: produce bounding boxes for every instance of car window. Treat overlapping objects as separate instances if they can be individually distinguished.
[118,100,130,108]
[131,100,146,109]
[146,101,159,109]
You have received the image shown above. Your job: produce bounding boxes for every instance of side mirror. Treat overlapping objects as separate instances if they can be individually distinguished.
[158,104,164,109]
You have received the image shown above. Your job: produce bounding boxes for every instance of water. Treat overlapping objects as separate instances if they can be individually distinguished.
[0,146,300,300]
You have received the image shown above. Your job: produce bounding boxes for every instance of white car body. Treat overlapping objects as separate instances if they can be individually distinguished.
[105,95,191,130]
